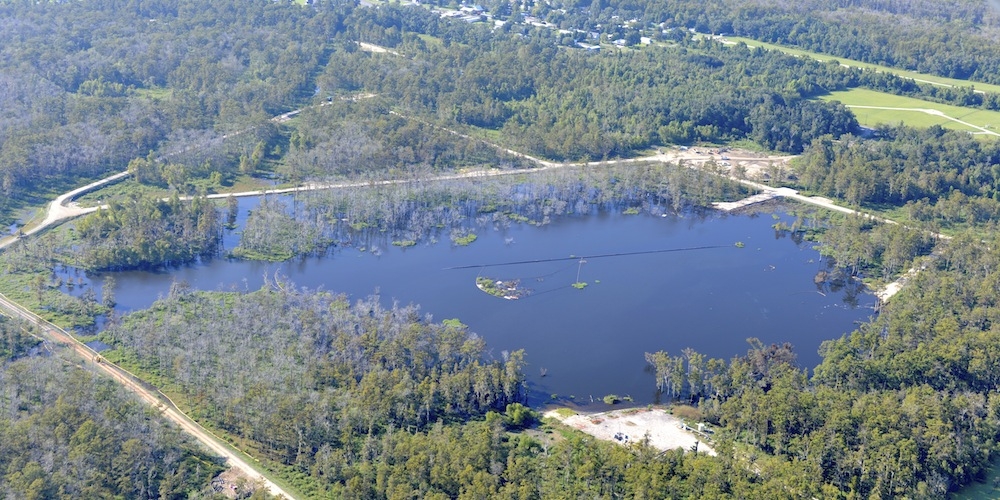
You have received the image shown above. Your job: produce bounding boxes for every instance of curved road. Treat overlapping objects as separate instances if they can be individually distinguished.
[13,144,931,304]
[0,109,926,495]
[0,143,793,251]
[2,118,933,300]
[0,35,948,497]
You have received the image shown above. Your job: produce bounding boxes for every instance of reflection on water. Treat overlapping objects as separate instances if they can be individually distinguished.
[954,457,1000,499]
[73,199,875,407]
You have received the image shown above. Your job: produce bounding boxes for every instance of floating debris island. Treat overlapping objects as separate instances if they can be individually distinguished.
[476,276,529,300]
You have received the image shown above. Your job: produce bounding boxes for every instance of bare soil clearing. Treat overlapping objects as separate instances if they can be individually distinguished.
[544,407,716,456]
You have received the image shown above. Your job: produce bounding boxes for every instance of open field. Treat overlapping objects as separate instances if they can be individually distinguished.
[819,88,1000,135]
[721,35,1000,95]
[131,86,172,100]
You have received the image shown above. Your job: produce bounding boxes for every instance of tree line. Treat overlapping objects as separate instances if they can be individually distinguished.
[540,0,1000,86]
[91,281,878,498]
[8,0,1000,497]
[318,8,859,159]
[99,284,526,482]
[0,316,224,498]
[95,224,1000,499]
[234,161,747,261]
[0,0,352,226]
[74,193,222,271]
[794,126,1000,231]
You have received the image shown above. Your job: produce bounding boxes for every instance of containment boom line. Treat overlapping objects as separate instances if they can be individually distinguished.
[444,245,730,270]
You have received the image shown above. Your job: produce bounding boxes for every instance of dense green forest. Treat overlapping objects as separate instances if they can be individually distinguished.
[0,0,866,228]
[812,212,935,280]
[797,126,1000,208]
[0,0,351,223]
[0,317,223,499]
[6,0,1000,229]
[526,0,1000,87]
[317,7,858,159]
[8,0,999,226]
[99,287,530,496]
[9,0,1000,498]
[74,193,222,270]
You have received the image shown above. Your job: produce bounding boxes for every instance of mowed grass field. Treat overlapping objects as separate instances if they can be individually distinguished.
[819,88,1000,136]
[721,35,1000,95]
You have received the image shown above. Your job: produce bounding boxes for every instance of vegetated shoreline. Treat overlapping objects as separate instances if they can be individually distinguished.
[218,153,923,304]
[0,0,991,495]
[0,138,945,499]
[226,158,750,264]
[476,276,526,300]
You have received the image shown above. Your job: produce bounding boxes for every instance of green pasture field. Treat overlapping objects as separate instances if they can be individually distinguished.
[417,33,444,47]
[819,88,1000,135]
[131,86,172,100]
[721,35,1000,95]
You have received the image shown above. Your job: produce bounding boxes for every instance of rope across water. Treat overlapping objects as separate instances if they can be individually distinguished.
[445,245,731,270]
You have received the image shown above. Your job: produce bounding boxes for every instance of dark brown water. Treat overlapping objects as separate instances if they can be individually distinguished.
[83,199,874,407]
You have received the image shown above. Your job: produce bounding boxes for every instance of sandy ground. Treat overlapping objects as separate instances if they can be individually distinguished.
[211,469,257,499]
[358,41,401,56]
[545,407,716,456]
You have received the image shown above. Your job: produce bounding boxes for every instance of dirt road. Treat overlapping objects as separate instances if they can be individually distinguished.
[0,140,792,252]
[0,292,296,499]
[4,132,935,303]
